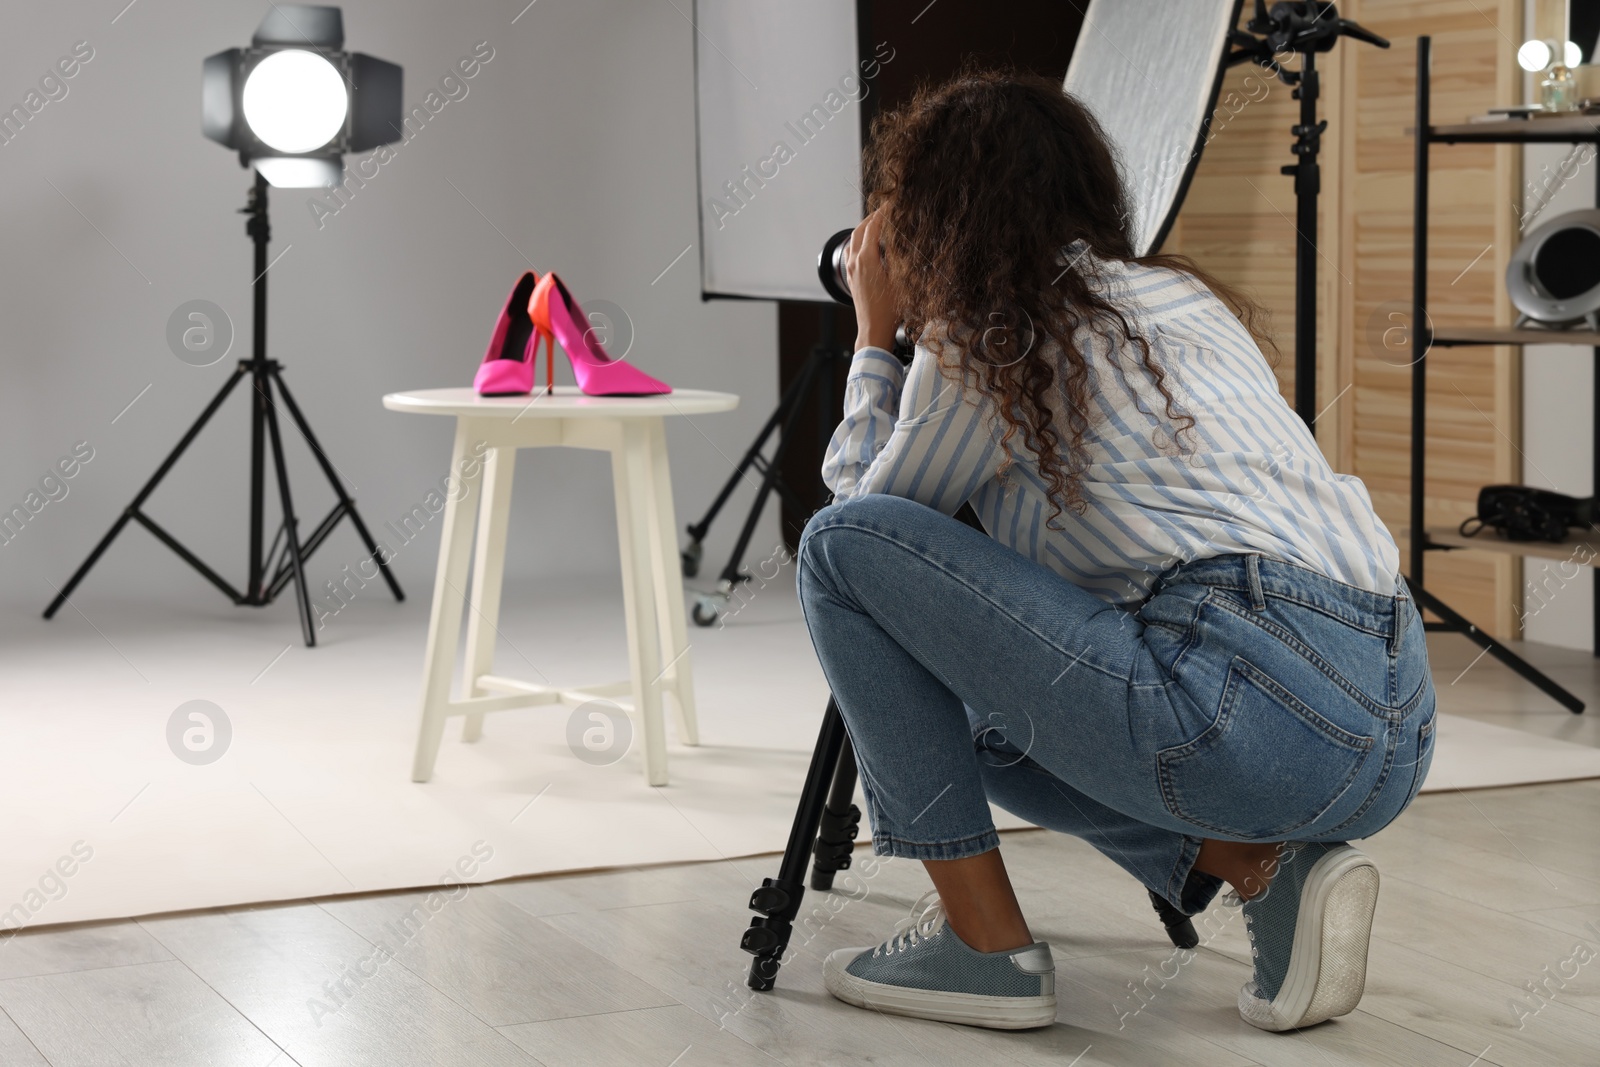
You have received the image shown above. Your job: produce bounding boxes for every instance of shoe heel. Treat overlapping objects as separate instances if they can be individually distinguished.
[1300,863,1378,1026]
[536,327,554,395]
[529,270,671,396]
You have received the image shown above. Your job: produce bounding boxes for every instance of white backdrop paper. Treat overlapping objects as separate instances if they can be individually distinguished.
[693,0,865,301]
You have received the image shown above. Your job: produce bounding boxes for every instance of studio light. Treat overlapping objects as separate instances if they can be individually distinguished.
[241,50,348,153]
[44,6,407,645]
[202,4,400,188]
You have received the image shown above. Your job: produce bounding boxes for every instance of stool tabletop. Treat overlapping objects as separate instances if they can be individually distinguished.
[383,386,739,420]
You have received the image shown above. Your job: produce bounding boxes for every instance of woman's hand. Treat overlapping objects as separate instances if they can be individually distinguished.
[845,208,899,353]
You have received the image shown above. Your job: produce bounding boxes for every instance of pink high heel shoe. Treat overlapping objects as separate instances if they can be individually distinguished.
[530,272,671,396]
[473,272,552,396]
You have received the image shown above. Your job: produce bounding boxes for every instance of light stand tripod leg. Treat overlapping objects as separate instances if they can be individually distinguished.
[742,697,849,990]
[684,389,791,549]
[1411,582,1584,713]
[684,307,846,592]
[268,365,404,602]
[683,341,822,583]
[261,378,317,647]
[43,365,251,619]
[714,350,825,588]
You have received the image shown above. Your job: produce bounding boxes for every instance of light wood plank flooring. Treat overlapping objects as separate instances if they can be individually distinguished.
[0,773,1595,1067]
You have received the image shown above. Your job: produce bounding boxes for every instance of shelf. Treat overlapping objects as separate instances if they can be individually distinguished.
[1425,115,1600,144]
[1431,326,1600,347]
[1425,526,1600,564]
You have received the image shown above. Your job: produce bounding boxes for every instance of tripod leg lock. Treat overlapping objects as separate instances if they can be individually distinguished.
[807,801,860,891]
[740,918,788,957]
[743,876,808,990]
[747,880,793,917]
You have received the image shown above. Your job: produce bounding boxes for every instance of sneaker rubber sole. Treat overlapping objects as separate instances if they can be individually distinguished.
[822,948,1057,1029]
[1239,847,1379,1032]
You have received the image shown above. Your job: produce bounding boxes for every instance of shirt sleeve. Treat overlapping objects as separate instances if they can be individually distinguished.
[821,344,1006,515]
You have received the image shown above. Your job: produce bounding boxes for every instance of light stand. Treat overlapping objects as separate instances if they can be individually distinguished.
[679,304,851,625]
[43,172,402,645]
[1228,1,1388,429]
[45,6,403,644]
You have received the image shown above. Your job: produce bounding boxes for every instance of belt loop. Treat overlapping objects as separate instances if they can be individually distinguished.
[1389,581,1407,656]
[1244,554,1266,611]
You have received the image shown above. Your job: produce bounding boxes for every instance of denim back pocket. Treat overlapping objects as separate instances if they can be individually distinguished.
[1157,656,1375,838]
[1399,710,1437,811]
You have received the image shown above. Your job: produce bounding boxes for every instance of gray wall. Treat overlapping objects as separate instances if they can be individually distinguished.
[0,0,780,614]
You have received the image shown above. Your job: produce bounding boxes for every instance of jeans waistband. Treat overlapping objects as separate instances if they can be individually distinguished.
[1157,554,1407,636]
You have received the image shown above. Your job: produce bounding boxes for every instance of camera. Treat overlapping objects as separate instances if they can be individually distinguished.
[818,226,913,358]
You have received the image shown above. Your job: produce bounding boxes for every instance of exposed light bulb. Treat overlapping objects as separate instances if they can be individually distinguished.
[1519,39,1555,72]
[242,49,348,155]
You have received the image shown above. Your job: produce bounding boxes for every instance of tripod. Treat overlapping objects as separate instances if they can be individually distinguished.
[735,514,1203,991]
[681,305,849,626]
[1227,0,1388,429]
[43,172,402,647]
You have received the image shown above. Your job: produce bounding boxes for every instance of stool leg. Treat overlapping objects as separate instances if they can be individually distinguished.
[612,422,668,786]
[462,446,516,743]
[412,423,485,783]
[645,419,699,746]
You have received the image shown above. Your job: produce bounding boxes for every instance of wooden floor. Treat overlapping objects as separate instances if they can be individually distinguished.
[0,772,1595,1066]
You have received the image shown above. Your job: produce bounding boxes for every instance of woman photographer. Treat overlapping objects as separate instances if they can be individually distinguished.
[799,69,1434,1033]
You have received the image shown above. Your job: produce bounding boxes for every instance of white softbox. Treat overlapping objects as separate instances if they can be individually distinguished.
[692,0,866,302]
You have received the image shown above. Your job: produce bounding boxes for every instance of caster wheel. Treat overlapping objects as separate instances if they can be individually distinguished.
[681,540,703,578]
[692,597,720,627]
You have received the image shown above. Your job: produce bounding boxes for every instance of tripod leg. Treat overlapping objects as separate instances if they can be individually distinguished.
[1412,583,1584,712]
[742,696,848,991]
[716,353,824,587]
[44,366,250,619]
[809,740,860,891]
[770,478,817,545]
[269,367,405,602]
[1149,890,1200,950]
[261,379,317,646]
[682,351,819,574]
[718,474,780,588]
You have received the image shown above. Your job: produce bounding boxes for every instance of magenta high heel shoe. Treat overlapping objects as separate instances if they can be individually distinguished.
[473,272,552,396]
[530,272,671,396]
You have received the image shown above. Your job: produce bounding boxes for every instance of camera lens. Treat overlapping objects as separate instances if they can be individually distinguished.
[817,227,854,306]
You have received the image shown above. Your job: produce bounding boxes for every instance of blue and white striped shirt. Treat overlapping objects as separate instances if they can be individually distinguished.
[822,256,1400,605]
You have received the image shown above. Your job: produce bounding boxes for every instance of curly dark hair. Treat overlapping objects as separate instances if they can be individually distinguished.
[865,68,1272,523]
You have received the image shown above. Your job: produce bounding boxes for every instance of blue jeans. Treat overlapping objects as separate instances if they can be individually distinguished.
[797,495,1435,912]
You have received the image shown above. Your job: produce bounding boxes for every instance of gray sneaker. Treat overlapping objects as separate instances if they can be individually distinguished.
[822,892,1056,1029]
[1237,842,1380,1031]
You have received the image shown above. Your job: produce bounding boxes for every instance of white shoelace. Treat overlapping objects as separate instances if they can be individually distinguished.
[872,890,946,958]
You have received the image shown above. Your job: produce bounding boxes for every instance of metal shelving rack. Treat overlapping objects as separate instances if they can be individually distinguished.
[1411,35,1594,713]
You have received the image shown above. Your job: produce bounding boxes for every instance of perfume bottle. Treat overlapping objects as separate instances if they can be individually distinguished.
[1541,63,1578,112]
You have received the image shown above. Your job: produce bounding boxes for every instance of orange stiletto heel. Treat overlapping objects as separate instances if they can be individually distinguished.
[528,272,671,396]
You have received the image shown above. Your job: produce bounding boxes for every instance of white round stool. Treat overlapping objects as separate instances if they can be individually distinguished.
[384,387,740,786]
